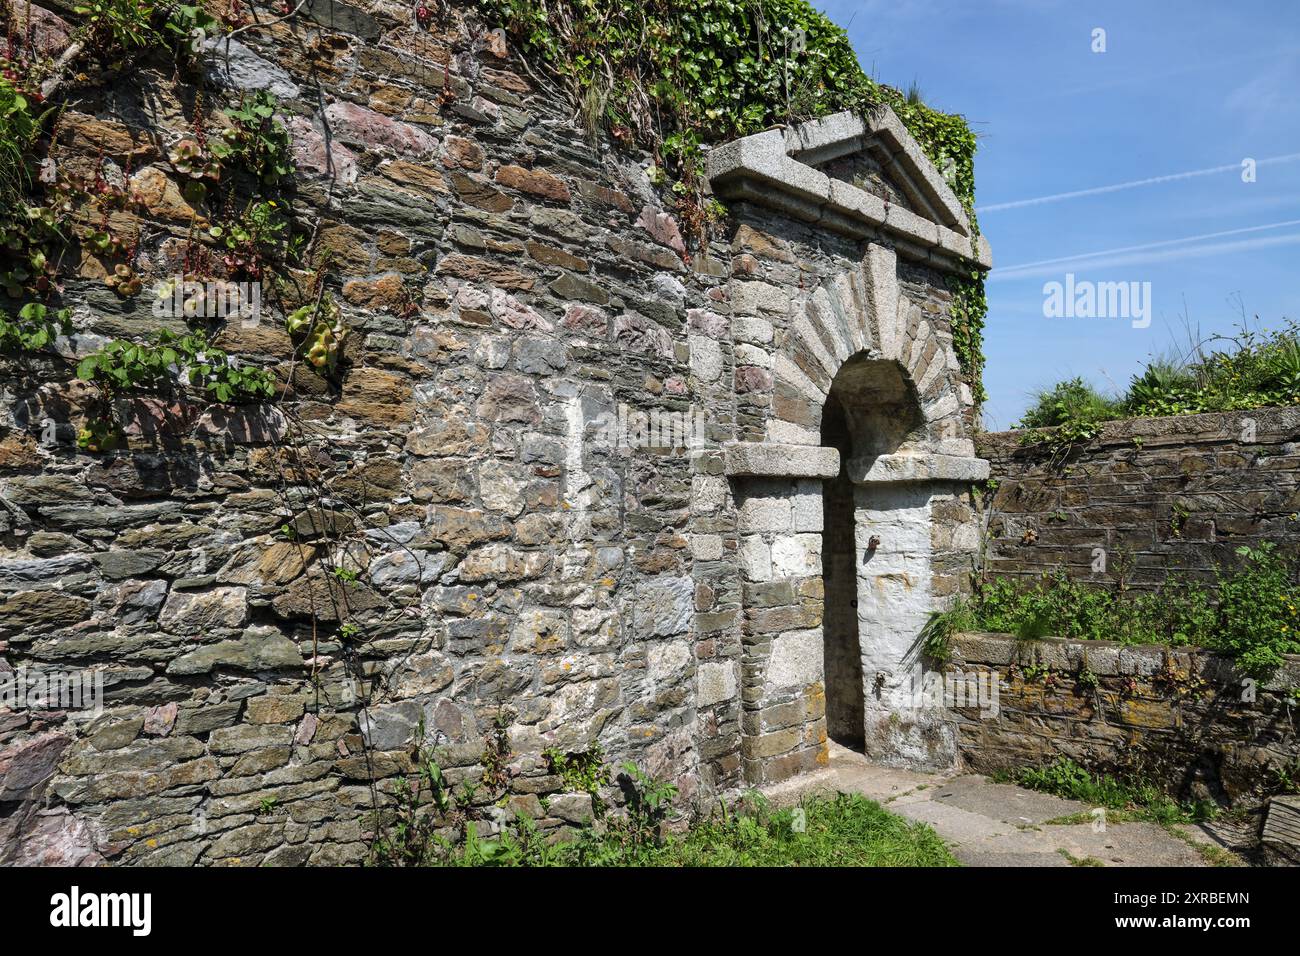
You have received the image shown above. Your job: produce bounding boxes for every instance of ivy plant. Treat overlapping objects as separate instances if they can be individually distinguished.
[0,302,73,353]
[476,0,986,396]
[76,328,276,403]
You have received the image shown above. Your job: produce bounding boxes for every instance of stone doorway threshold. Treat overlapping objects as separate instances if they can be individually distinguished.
[761,742,1241,867]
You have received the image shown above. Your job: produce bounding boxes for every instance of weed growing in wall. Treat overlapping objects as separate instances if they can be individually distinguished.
[370,723,954,867]
[1019,320,1300,454]
[1008,758,1218,826]
[929,544,1300,678]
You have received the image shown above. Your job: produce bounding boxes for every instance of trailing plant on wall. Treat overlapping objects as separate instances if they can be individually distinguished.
[476,0,978,209]
[473,0,986,399]
[0,0,455,863]
[948,269,987,404]
[210,89,295,188]
[0,301,71,353]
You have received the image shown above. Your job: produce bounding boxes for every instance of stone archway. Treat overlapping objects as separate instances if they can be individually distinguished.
[722,245,988,785]
[708,107,994,787]
[821,353,924,753]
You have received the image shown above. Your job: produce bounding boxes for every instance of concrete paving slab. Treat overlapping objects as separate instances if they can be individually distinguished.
[762,744,1211,867]
[1043,823,1207,867]
[929,775,1089,825]
[891,799,1020,842]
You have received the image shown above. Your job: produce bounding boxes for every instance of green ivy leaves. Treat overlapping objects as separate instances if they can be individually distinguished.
[76,328,276,403]
[0,303,73,353]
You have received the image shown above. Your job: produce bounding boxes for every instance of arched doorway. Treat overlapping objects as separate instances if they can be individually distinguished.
[720,245,989,785]
[821,356,924,754]
[820,391,862,749]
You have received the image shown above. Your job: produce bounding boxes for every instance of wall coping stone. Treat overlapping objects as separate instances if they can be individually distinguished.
[706,109,992,273]
[977,405,1300,459]
[950,631,1300,691]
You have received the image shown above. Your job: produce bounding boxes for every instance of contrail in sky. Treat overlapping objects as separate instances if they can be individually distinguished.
[990,219,1300,281]
[977,153,1300,213]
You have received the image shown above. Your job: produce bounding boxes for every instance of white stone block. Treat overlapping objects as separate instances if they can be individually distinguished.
[737,494,791,532]
[923,391,960,423]
[725,443,839,478]
[696,661,739,707]
[734,343,771,368]
[739,535,772,582]
[732,316,774,345]
[765,628,823,690]
[690,475,728,514]
[790,487,823,532]
[731,281,789,317]
[689,335,724,383]
[690,533,724,561]
[766,419,821,446]
[649,639,693,684]
[771,533,822,577]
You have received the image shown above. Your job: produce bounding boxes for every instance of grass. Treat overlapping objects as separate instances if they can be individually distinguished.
[427,792,959,867]
[1019,377,1125,431]
[1004,758,1218,827]
[1173,832,1244,868]
[662,793,958,867]
[1058,848,1105,867]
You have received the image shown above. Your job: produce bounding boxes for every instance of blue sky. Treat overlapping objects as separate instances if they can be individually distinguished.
[818,0,1300,429]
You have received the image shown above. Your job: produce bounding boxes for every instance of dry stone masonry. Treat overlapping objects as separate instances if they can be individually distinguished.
[962,407,1300,807]
[977,407,1300,587]
[0,1,990,865]
[950,632,1300,809]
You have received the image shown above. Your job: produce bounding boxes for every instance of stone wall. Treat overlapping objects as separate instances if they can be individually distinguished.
[0,1,989,865]
[977,407,1300,588]
[1,0,728,865]
[949,632,1300,808]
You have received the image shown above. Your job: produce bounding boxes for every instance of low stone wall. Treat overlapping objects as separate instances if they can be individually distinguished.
[976,407,1300,588]
[948,632,1300,807]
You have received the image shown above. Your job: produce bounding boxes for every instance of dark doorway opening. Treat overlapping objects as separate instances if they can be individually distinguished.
[820,392,864,750]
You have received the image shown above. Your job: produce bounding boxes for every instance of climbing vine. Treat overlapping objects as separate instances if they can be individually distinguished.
[0,0,353,438]
[948,269,987,405]
[477,0,976,203]
[475,0,987,399]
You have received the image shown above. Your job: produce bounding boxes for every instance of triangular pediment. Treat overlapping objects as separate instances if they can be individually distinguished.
[707,109,991,271]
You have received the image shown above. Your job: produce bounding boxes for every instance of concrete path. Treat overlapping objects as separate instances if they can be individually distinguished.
[764,743,1238,867]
